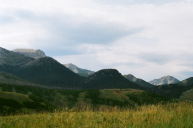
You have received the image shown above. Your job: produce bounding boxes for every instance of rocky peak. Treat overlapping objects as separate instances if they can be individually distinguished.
[149,75,180,86]
[13,49,46,59]
[64,63,94,77]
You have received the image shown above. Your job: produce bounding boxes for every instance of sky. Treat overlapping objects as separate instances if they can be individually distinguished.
[1,0,193,81]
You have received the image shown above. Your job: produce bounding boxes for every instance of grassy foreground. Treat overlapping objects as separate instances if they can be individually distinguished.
[0,102,192,128]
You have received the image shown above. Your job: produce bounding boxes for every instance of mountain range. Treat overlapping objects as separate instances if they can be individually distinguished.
[0,47,143,90]
[8,48,182,87]
[1,47,193,94]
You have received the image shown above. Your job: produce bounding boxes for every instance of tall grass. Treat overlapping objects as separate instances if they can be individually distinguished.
[0,101,192,128]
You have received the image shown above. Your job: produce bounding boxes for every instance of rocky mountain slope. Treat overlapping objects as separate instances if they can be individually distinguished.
[149,76,180,86]
[13,49,46,59]
[124,74,155,88]
[64,63,94,77]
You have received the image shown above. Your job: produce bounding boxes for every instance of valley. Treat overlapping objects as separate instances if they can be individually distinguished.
[0,47,193,127]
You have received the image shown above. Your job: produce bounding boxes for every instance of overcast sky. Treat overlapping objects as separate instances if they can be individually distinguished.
[1,0,193,81]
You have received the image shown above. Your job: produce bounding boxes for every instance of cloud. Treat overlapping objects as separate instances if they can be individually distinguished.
[1,0,193,80]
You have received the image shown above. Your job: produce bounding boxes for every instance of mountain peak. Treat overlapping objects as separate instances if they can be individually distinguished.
[149,75,180,86]
[64,63,94,77]
[83,69,142,89]
[13,48,46,59]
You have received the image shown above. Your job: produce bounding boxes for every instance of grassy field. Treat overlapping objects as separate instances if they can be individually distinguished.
[0,102,192,128]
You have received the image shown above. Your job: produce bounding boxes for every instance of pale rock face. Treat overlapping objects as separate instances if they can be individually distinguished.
[124,74,137,82]
[13,49,46,59]
[149,75,180,86]
[64,63,94,77]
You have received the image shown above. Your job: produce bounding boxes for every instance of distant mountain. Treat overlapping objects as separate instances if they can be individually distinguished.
[64,63,94,77]
[178,77,193,86]
[13,49,46,59]
[149,76,180,86]
[124,74,155,88]
[82,69,143,89]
